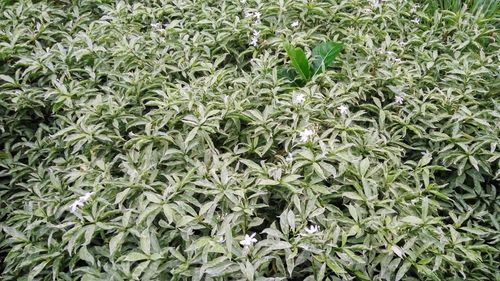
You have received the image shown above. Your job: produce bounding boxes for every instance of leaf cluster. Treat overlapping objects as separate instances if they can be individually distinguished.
[0,0,499,280]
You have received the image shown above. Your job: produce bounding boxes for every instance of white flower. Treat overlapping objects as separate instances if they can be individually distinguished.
[304,225,320,234]
[369,0,381,9]
[69,192,94,213]
[392,57,402,64]
[80,192,93,201]
[250,36,258,46]
[411,18,420,24]
[253,12,262,24]
[362,8,372,14]
[70,200,84,213]
[293,93,305,104]
[250,29,260,46]
[410,4,420,13]
[240,233,257,246]
[291,20,299,27]
[299,128,314,142]
[338,104,349,115]
[150,23,162,29]
[244,11,253,18]
[421,150,431,157]
[395,95,404,104]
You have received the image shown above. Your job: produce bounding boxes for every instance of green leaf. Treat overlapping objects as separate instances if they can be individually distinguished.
[347,205,358,222]
[284,43,311,81]
[123,252,148,262]
[395,261,411,281]
[277,67,298,82]
[326,258,346,274]
[28,260,49,281]
[140,229,151,255]
[132,261,150,279]
[342,192,364,201]
[79,246,95,265]
[109,232,125,256]
[0,74,15,84]
[311,41,343,76]
[359,158,370,177]
[115,188,131,204]
[257,179,280,186]
[401,216,423,225]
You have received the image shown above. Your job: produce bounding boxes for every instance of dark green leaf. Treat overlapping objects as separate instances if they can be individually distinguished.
[311,41,343,76]
[284,43,311,81]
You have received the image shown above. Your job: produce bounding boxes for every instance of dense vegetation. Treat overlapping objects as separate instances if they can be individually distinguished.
[0,0,499,280]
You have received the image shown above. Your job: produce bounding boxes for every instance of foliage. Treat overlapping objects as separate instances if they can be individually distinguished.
[0,0,499,280]
[282,41,344,86]
[423,0,500,18]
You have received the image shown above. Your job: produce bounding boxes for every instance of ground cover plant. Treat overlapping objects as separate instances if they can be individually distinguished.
[0,0,499,280]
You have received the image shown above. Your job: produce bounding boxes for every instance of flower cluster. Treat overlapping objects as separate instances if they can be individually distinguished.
[246,10,262,46]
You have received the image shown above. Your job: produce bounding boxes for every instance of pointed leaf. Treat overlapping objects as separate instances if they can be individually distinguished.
[284,43,311,81]
[311,41,343,76]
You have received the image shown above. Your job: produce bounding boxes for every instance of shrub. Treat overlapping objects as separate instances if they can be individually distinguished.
[0,0,499,280]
